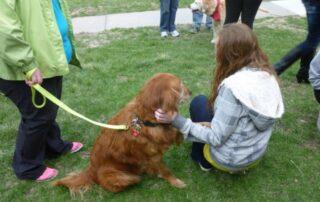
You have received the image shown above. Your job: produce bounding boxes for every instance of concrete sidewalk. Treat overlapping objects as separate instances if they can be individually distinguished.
[72,0,305,34]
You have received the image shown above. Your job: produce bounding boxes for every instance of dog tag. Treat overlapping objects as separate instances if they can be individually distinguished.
[130,117,142,137]
[131,129,139,137]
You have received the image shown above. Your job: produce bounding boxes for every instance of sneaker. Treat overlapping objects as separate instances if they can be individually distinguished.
[199,162,213,172]
[160,31,168,38]
[36,167,58,182]
[211,38,216,44]
[70,142,83,153]
[190,27,200,34]
[170,30,180,37]
[198,157,213,172]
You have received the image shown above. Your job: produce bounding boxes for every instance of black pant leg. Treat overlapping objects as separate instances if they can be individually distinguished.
[241,0,262,29]
[0,77,69,179]
[314,89,320,104]
[224,0,243,25]
[45,121,71,158]
[44,77,71,158]
[0,79,47,179]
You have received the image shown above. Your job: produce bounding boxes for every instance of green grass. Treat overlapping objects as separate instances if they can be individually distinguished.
[1,17,320,201]
[68,0,193,17]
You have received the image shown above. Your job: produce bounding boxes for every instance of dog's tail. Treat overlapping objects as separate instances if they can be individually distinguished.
[52,169,94,195]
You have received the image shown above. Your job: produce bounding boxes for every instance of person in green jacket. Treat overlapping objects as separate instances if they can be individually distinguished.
[0,0,83,181]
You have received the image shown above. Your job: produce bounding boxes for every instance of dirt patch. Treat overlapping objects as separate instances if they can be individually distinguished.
[71,6,105,17]
[302,139,319,151]
[255,17,306,34]
[76,30,133,48]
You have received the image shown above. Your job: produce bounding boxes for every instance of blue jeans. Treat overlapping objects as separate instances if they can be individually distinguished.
[189,95,213,167]
[274,0,320,78]
[160,0,179,32]
[192,11,212,29]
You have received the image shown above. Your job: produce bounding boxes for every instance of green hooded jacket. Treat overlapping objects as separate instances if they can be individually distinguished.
[0,0,81,81]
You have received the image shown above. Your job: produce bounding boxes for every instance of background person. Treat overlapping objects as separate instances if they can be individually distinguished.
[190,11,212,33]
[273,0,320,83]
[0,0,83,181]
[224,0,262,29]
[160,0,180,37]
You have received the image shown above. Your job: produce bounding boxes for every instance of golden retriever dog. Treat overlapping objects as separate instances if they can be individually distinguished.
[190,0,225,23]
[190,0,226,43]
[53,73,190,193]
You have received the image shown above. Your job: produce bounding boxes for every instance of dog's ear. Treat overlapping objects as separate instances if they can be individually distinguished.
[159,87,179,114]
[136,75,179,113]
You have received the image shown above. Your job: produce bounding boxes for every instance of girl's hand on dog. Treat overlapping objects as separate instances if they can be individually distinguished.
[155,109,177,124]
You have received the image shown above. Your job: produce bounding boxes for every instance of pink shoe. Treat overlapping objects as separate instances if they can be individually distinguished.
[70,142,83,153]
[36,167,58,182]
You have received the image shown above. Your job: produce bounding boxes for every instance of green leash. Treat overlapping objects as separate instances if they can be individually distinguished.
[27,70,128,130]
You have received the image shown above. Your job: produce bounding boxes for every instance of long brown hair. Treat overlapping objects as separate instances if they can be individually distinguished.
[208,23,278,106]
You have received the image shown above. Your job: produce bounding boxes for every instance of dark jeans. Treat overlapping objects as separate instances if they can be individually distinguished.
[314,89,320,104]
[189,95,213,167]
[160,0,179,32]
[274,0,320,77]
[0,77,71,180]
[224,0,262,29]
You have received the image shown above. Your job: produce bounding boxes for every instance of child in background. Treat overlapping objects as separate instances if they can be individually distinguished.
[190,11,212,33]
[155,24,284,173]
[190,0,224,43]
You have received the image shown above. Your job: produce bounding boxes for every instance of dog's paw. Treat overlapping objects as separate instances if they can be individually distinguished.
[170,178,186,189]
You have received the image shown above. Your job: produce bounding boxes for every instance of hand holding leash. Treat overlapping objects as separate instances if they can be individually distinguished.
[25,68,43,87]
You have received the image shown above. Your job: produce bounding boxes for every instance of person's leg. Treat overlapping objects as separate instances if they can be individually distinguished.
[160,0,170,32]
[45,77,72,159]
[273,2,309,75]
[274,1,320,77]
[296,0,320,83]
[315,89,320,131]
[189,95,213,170]
[205,14,213,29]
[192,11,203,32]
[273,46,303,75]
[0,77,70,179]
[297,50,316,83]
[240,0,262,29]
[169,0,179,32]
[0,79,48,179]
[224,0,242,25]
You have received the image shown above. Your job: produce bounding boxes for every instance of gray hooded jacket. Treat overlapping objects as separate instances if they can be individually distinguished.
[173,68,284,171]
[309,51,320,90]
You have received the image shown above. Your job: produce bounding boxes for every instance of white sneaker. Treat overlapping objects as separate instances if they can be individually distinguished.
[211,38,216,44]
[160,31,168,38]
[170,30,180,37]
[198,162,212,172]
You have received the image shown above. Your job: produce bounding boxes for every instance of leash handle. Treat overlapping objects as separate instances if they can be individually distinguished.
[31,87,47,108]
[26,68,47,109]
